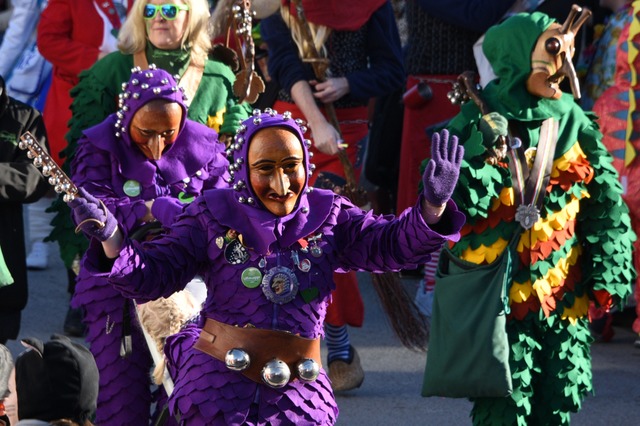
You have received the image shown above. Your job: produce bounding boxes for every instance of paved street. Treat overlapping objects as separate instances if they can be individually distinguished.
[6,227,640,425]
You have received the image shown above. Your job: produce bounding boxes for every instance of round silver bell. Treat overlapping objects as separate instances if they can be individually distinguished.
[225,348,250,371]
[296,358,320,382]
[261,359,291,388]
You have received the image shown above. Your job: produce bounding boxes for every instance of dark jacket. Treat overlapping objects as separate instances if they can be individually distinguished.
[0,76,50,341]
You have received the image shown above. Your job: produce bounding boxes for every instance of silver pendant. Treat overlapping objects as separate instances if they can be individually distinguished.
[515,203,540,230]
[261,266,299,304]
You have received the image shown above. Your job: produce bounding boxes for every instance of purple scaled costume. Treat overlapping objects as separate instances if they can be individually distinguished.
[102,110,465,425]
[70,67,229,425]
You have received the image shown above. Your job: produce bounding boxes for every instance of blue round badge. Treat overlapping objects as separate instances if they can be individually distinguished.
[261,266,299,304]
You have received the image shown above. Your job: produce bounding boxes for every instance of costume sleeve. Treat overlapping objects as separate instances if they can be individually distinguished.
[576,117,636,305]
[70,136,148,233]
[260,12,309,95]
[344,1,405,100]
[332,196,464,272]
[0,0,39,78]
[0,104,49,203]
[108,198,213,300]
[415,0,514,33]
[37,0,101,76]
[197,61,251,136]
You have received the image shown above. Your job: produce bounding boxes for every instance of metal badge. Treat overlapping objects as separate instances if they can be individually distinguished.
[123,179,141,197]
[307,233,323,258]
[225,239,250,265]
[291,250,311,273]
[241,267,263,288]
[515,203,540,230]
[216,236,225,249]
[261,266,299,304]
[298,259,311,273]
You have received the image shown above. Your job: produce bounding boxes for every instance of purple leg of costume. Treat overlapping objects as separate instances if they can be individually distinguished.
[72,270,153,425]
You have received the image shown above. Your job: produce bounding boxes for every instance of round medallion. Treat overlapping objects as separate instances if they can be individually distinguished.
[310,245,323,258]
[298,259,311,273]
[261,266,299,304]
[123,179,141,197]
[241,267,263,288]
[224,239,250,265]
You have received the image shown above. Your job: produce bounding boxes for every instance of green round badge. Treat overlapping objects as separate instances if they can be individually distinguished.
[241,267,262,288]
[123,180,141,197]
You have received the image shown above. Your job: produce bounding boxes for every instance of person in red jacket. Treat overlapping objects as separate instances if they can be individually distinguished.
[37,0,130,167]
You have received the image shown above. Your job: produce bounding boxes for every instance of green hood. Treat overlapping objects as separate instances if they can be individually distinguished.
[482,12,575,121]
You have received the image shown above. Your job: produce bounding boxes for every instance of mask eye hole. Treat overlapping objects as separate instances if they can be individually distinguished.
[545,37,562,55]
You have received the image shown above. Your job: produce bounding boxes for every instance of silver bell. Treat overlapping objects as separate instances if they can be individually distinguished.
[225,348,250,371]
[261,359,291,388]
[296,358,320,382]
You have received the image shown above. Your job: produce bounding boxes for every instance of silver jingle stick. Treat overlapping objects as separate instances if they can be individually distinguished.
[296,358,320,382]
[261,359,291,388]
[18,131,79,202]
[225,348,251,371]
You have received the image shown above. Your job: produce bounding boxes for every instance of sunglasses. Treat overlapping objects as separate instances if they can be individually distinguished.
[143,3,189,20]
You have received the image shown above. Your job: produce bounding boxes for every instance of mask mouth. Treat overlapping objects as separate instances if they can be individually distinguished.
[547,52,581,99]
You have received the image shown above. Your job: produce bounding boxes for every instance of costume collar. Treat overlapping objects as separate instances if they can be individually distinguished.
[204,188,334,254]
[83,119,220,185]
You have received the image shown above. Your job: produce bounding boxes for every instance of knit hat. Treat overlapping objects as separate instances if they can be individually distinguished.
[0,344,12,399]
[15,335,98,423]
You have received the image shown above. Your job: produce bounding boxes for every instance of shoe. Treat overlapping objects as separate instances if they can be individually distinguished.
[328,346,364,392]
[26,242,49,270]
[64,306,86,337]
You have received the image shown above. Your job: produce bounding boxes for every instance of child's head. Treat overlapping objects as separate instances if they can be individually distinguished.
[15,335,98,424]
[137,290,200,384]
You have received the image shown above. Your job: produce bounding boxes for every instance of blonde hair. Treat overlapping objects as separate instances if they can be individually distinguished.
[279,4,331,64]
[118,0,212,67]
[137,290,200,385]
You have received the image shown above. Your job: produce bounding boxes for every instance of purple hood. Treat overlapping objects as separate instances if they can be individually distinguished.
[203,109,335,254]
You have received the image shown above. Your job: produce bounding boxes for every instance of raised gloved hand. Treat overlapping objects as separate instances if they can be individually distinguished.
[478,112,508,145]
[422,129,464,206]
[68,187,118,241]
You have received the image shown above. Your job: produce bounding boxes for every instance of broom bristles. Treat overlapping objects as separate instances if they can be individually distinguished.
[370,271,429,352]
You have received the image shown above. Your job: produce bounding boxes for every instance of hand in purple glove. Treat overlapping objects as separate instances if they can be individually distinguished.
[68,187,118,241]
[422,129,464,206]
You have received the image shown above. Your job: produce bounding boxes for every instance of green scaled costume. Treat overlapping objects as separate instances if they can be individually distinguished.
[47,46,251,269]
[443,12,636,426]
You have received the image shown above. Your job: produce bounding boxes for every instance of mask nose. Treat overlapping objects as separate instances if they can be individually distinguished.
[148,134,166,160]
[272,168,289,196]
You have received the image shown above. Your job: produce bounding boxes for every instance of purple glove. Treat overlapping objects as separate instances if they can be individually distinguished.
[422,129,464,206]
[68,187,118,241]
